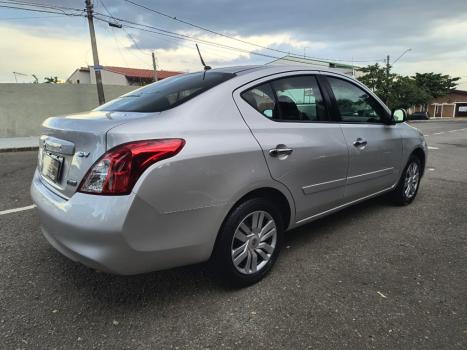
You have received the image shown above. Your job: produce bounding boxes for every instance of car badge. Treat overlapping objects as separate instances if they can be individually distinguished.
[76,151,90,158]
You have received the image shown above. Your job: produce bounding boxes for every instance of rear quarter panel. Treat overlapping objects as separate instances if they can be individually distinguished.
[107,84,296,254]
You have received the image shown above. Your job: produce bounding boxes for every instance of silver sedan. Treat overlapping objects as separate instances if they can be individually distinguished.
[31,65,427,286]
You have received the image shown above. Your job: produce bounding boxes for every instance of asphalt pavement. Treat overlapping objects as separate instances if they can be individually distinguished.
[1,120,466,349]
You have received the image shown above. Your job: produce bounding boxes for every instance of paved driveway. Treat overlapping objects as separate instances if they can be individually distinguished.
[1,120,466,349]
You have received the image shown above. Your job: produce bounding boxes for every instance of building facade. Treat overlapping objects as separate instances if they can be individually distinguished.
[267,55,362,77]
[429,90,467,118]
[411,90,467,118]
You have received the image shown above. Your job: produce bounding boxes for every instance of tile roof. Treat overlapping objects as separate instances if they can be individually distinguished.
[103,66,183,79]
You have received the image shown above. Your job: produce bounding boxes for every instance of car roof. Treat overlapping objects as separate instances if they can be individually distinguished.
[208,64,356,80]
[208,65,268,75]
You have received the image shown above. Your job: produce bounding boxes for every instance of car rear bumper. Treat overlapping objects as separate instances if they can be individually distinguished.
[31,170,222,274]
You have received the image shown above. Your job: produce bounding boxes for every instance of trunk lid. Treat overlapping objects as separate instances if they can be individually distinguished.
[38,111,154,198]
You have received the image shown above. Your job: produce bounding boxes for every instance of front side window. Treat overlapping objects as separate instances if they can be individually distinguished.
[241,75,326,122]
[327,77,384,123]
[95,71,235,113]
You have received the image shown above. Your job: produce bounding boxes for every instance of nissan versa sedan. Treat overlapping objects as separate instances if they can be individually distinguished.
[31,65,427,286]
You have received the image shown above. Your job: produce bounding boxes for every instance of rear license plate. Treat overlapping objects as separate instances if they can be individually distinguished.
[41,152,63,183]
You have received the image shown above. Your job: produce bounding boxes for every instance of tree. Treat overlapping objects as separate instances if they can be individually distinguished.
[388,76,431,109]
[44,76,59,84]
[358,63,397,104]
[412,73,460,99]
[358,65,460,110]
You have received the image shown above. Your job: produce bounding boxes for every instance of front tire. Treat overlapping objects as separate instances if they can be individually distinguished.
[211,198,284,287]
[391,155,422,205]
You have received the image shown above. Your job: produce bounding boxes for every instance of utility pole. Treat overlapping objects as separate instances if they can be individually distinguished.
[385,55,390,105]
[85,0,105,105]
[152,51,158,83]
[386,55,390,78]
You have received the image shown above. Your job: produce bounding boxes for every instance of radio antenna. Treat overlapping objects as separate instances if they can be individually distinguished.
[195,44,211,71]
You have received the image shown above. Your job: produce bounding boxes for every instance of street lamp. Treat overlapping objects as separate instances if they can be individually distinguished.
[392,48,412,65]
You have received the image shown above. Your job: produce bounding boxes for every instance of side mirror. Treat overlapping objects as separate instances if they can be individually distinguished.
[392,108,407,123]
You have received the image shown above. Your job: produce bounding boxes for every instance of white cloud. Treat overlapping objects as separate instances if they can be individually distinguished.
[0,17,466,88]
[0,23,324,82]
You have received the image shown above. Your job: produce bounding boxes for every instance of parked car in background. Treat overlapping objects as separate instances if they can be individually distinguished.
[409,111,430,120]
[31,65,427,286]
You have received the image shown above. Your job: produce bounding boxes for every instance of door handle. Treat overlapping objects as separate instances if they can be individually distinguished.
[353,138,368,148]
[269,146,293,157]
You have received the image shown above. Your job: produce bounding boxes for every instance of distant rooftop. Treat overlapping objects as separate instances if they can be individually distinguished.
[103,66,182,80]
[78,66,183,80]
[267,55,356,70]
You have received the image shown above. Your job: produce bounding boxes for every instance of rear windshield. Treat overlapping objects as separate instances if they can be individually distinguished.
[95,71,235,113]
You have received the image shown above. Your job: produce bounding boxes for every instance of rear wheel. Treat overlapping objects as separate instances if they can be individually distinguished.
[211,198,284,287]
[391,155,422,205]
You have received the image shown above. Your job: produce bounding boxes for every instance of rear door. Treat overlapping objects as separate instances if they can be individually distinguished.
[322,75,403,201]
[233,73,349,223]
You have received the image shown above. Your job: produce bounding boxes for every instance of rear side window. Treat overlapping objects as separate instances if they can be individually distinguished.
[241,84,276,119]
[95,71,235,113]
[241,75,327,122]
[327,77,385,123]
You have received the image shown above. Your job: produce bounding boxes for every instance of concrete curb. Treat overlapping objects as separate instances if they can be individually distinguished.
[0,146,39,153]
[408,118,467,123]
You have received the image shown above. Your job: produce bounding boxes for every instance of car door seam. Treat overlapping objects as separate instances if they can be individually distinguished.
[302,177,346,195]
[230,90,298,220]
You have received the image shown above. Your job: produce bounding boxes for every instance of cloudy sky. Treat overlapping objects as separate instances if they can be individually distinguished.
[1,0,466,88]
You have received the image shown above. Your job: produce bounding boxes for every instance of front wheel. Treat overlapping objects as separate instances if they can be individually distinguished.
[211,198,284,287]
[391,156,422,205]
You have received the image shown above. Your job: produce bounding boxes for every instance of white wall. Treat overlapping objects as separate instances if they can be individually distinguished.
[0,84,137,137]
[268,58,361,77]
[89,67,128,85]
[67,69,91,84]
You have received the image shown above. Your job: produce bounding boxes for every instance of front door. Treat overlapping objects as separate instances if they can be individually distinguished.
[324,75,403,201]
[434,105,442,118]
[234,73,349,222]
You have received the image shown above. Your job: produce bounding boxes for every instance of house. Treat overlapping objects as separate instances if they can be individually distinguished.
[429,90,467,118]
[266,55,362,77]
[67,66,183,86]
[411,89,467,118]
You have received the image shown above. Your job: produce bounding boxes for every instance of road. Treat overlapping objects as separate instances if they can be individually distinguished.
[1,120,466,349]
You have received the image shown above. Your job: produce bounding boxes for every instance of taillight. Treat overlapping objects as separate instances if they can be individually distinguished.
[78,139,185,195]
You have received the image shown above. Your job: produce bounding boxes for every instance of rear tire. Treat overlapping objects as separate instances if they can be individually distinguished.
[211,197,284,287]
[390,155,422,205]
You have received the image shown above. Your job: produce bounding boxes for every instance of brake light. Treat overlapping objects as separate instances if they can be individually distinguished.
[78,139,185,195]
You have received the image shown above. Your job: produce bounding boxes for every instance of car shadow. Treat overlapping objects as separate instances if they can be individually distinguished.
[50,194,392,307]
[283,195,389,250]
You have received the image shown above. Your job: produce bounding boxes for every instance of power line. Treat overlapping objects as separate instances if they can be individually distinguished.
[0,0,84,14]
[123,0,382,63]
[2,0,383,66]
[99,0,151,57]
[0,4,84,17]
[94,15,383,67]
[93,15,295,63]
[96,17,278,61]
[0,14,63,20]
[2,0,384,70]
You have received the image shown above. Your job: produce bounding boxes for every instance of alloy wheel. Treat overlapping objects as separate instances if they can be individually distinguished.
[403,161,420,199]
[231,211,277,275]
